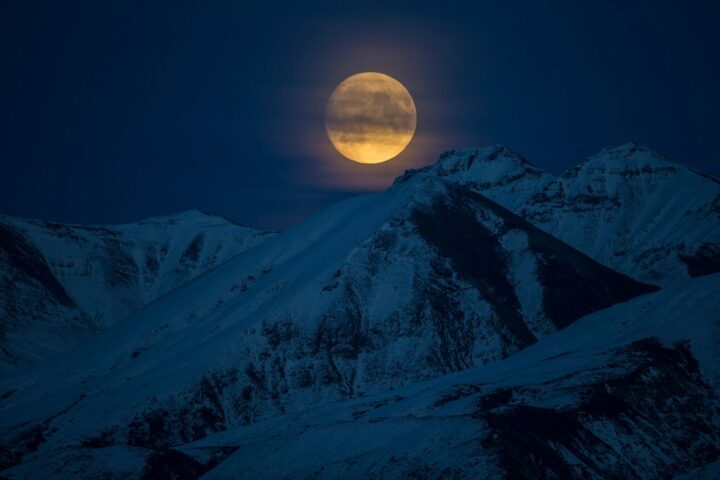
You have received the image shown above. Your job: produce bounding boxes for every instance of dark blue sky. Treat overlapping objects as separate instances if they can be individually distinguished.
[1,1,718,229]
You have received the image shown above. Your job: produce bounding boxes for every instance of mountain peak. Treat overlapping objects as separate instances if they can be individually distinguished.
[437,144,530,165]
[554,143,720,194]
[521,143,720,284]
[397,144,541,182]
[396,145,553,212]
[569,143,680,177]
[136,209,223,225]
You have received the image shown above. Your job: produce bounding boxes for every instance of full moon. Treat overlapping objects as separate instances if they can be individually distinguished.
[325,72,417,164]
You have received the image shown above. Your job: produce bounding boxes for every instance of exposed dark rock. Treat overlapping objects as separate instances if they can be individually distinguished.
[471,190,659,328]
[680,242,720,277]
[180,234,205,264]
[79,428,118,448]
[126,369,239,449]
[141,448,206,480]
[0,223,75,307]
[478,338,720,479]
[0,394,87,470]
[411,190,536,350]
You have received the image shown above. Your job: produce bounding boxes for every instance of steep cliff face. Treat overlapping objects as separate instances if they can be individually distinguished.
[0,210,275,372]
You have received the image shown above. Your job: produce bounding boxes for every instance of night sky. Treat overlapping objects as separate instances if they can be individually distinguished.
[1,1,718,229]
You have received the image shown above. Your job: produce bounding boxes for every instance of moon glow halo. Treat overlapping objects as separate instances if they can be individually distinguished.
[325,72,417,164]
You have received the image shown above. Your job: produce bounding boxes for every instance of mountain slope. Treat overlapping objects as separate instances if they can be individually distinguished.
[0,224,95,374]
[4,274,718,479]
[185,274,720,480]
[0,175,655,467]
[0,210,275,372]
[521,143,720,284]
[405,143,720,284]
[1,210,276,326]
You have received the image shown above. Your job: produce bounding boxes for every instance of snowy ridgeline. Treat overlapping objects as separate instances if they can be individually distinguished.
[401,142,720,284]
[0,210,276,373]
[0,143,718,479]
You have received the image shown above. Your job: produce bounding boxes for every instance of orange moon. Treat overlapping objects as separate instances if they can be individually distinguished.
[325,72,417,164]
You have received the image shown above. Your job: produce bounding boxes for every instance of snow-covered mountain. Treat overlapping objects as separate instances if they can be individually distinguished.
[396,145,554,212]
[405,143,720,284]
[180,274,720,480]
[0,210,275,372]
[521,143,720,284]
[3,273,719,479]
[1,143,717,478]
[0,173,654,472]
[0,224,95,374]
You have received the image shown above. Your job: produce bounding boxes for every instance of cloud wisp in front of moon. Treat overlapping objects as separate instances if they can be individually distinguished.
[325,72,416,164]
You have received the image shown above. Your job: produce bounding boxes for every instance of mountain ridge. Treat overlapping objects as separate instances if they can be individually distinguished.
[400,142,720,284]
[0,143,718,478]
[0,211,276,372]
[0,173,655,467]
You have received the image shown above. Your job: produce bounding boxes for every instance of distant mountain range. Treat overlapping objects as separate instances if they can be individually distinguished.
[0,144,718,479]
[0,211,275,372]
[405,142,720,284]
